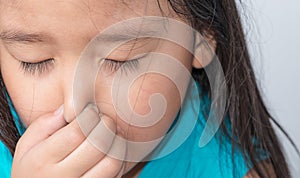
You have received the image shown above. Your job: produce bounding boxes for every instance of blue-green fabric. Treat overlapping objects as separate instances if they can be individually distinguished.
[1,86,251,178]
[0,142,13,178]
[0,95,25,178]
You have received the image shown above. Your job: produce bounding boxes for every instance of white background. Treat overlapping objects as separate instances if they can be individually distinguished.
[241,0,300,177]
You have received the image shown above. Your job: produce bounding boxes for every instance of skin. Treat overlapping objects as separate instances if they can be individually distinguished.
[0,0,202,177]
[0,0,269,177]
[0,0,275,177]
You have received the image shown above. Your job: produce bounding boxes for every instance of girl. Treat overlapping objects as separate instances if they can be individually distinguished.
[0,0,297,177]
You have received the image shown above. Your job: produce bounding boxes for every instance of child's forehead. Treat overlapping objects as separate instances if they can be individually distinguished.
[0,0,142,21]
[0,0,170,44]
[0,1,159,47]
[0,0,160,17]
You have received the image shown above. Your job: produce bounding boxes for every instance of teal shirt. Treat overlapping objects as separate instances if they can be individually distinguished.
[0,142,13,178]
[0,95,25,178]
[1,88,251,178]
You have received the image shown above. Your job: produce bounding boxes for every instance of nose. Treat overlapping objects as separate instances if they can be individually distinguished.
[61,58,97,123]
[60,50,100,122]
[63,87,76,123]
[61,62,77,123]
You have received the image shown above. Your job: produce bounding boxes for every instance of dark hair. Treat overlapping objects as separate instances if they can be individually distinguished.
[0,0,299,177]
[167,0,299,177]
[0,73,21,154]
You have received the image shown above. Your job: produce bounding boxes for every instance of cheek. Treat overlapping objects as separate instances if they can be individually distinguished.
[128,74,181,118]
[0,48,33,125]
[126,74,181,141]
[95,72,181,142]
[0,48,62,126]
[3,77,62,126]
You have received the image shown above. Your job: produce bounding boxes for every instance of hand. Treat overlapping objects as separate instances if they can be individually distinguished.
[11,105,127,178]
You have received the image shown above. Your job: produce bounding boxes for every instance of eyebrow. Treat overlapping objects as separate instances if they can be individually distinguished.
[96,28,160,44]
[0,25,162,46]
[0,30,53,44]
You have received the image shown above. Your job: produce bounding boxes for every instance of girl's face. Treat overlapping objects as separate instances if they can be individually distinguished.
[0,0,198,142]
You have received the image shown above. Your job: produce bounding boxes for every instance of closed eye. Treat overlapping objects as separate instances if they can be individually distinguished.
[19,58,55,76]
[101,54,146,75]
[103,58,139,72]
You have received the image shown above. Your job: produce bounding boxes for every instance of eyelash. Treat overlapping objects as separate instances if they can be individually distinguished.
[102,58,139,74]
[19,58,55,76]
[19,57,140,76]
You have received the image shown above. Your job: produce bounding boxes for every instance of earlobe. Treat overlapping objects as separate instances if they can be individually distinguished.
[192,33,217,69]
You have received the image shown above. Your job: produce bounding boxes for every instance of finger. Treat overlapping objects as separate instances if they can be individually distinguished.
[55,114,117,177]
[82,134,127,178]
[82,156,125,178]
[38,104,100,162]
[14,106,66,159]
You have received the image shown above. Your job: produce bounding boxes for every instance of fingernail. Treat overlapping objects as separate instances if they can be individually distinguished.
[54,105,64,116]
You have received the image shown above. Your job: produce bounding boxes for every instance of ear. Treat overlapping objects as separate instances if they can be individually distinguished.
[192,33,217,69]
